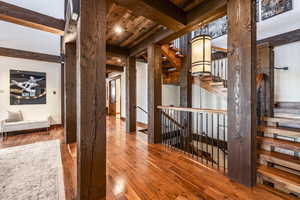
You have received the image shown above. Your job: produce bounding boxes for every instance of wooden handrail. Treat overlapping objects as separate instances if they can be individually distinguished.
[161,111,185,130]
[158,106,227,114]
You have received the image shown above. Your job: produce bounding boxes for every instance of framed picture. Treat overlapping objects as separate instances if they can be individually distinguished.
[261,0,293,20]
[10,70,46,105]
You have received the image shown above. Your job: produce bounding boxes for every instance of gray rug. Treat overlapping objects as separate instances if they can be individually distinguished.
[0,140,65,200]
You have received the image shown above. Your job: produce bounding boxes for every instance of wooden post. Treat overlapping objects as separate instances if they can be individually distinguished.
[125,56,137,132]
[179,34,192,108]
[257,43,274,117]
[227,0,257,187]
[179,34,192,135]
[76,0,106,199]
[64,42,77,144]
[148,44,162,143]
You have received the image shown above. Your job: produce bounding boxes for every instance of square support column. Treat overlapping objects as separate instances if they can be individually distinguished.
[148,44,162,144]
[76,0,106,199]
[125,56,137,133]
[227,0,257,187]
[64,42,77,144]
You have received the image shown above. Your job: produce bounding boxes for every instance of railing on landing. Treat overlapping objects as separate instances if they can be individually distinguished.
[157,106,228,173]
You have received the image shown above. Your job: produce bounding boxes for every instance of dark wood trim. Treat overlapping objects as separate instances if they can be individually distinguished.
[130,28,174,56]
[0,1,65,35]
[107,44,129,57]
[148,44,162,143]
[125,56,137,132]
[113,0,186,31]
[0,47,63,63]
[227,0,256,187]
[106,64,124,72]
[129,0,226,56]
[64,42,77,144]
[257,29,300,47]
[76,0,106,198]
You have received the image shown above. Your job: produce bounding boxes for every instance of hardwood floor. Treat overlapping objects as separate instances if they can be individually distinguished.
[0,116,290,200]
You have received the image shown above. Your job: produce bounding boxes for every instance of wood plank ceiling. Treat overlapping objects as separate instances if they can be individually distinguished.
[106,0,205,68]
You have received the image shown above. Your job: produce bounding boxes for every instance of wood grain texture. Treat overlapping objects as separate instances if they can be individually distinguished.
[0,1,65,35]
[77,0,106,199]
[257,29,300,47]
[227,0,257,187]
[0,117,291,200]
[125,56,137,133]
[64,42,77,144]
[0,47,62,63]
[148,44,162,143]
[113,0,186,31]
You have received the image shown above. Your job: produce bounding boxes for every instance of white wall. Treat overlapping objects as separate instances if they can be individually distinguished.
[121,62,181,124]
[192,84,227,110]
[274,41,300,102]
[0,57,62,124]
[0,0,64,124]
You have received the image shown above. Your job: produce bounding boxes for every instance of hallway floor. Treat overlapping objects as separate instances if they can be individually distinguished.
[0,116,289,200]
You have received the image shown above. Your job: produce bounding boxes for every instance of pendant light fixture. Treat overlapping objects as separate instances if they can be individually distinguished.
[191,35,212,76]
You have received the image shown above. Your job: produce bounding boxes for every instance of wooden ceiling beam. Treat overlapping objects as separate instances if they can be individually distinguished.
[106,64,124,72]
[0,1,65,35]
[113,0,187,31]
[257,29,300,47]
[107,44,129,57]
[0,47,63,63]
[129,0,227,56]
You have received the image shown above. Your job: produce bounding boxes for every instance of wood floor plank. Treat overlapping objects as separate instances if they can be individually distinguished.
[0,117,291,200]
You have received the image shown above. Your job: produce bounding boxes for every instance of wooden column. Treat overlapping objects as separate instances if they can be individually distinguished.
[125,56,137,132]
[257,43,274,117]
[77,0,106,199]
[179,34,192,108]
[227,0,257,187]
[64,42,77,144]
[148,44,162,143]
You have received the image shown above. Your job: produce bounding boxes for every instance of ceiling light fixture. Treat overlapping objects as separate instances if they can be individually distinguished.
[114,25,123,34]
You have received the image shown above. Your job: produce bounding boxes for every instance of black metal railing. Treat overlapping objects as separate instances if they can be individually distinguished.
[212,58,228,88]
[158,106,228,173]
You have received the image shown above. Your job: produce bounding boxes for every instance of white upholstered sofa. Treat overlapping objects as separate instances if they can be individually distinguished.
[0,110,50,139]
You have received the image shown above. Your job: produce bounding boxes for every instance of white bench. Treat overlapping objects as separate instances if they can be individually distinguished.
[0,111,50,140]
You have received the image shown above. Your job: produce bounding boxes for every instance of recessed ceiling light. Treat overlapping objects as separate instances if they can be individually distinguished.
[117,58,121,63]
[114,25,123,34]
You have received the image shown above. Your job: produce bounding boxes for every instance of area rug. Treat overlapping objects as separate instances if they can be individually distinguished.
[0,140,65,200]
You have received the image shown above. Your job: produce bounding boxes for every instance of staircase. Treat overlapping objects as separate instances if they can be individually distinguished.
[257,116,300,198]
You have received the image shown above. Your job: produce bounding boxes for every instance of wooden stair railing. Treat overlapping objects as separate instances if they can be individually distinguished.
[257,116,300,198]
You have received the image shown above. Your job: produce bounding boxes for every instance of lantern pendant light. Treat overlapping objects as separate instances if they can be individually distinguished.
[191,34,212,76]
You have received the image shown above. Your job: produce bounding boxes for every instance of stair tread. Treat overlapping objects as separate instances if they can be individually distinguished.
[257,184,299,200]
[258,149,300,171]
[258,125,300,137]
[257,165,300,187]
[262,117,300,125]
[209,82,224,86]
[257,136,300,152]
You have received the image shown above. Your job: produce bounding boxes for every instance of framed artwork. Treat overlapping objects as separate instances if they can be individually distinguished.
[10,70,46,105]
[261,0,293,20]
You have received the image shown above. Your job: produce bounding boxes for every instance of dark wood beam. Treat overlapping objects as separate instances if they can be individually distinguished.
[0,47,63,63]
[113,0,186,31]
[257,29,300,47]
[0,1,65,35]
[107,44,129,57]
[179,34,192,108]
[130,28,174,56]
[227,0,256,187]
[77,0,106,199]
[160,0,227,44]
[129,0,226,56]
[106,64,124,72]
[148,44,162,143]
[125,56,137,132]
[64,42,77,144]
